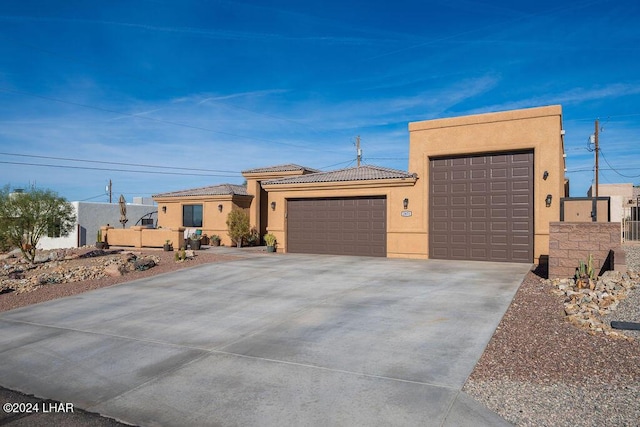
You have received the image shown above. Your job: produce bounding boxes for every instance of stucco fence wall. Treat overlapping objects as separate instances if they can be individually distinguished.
[549,222,625,279]
[103,226,186,249]
[39,202,157,250]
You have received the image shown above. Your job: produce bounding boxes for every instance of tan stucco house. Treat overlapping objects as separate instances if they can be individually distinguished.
[149,105,566,264]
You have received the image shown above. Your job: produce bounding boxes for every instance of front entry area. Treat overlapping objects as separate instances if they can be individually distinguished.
[286,197,386,257]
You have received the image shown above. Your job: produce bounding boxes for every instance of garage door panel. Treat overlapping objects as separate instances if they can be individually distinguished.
[432,209,449,219]
[288,197,386,257]
[512,153,532,163]
[471,157,487,165]
[452,196,467,205]
[491,195,507,205]
[469,222,485,232]
[512,167,530,177]
[471,169,487,179]
[490,181,507,192]
[470,196,486,205]
[491,168,507,178]
[452,222,467,232]
[430,151,533,263]
[452,184,467,193]
[512,194,529,204]
[511,181,530,191]
[491,155,508,164]
[471,208,487,218]
[451,234,468,244]
[471,182,487,192]
[471,235,487,244]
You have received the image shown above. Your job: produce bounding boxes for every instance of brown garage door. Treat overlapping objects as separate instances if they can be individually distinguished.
[287,197,386,257]
[429,151,533,263]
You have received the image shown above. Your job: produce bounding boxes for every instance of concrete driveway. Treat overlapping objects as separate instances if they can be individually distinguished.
[0,253,530,426]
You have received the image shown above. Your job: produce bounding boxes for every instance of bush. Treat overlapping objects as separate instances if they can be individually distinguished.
[0,186,76,262]
[226,210,250,248]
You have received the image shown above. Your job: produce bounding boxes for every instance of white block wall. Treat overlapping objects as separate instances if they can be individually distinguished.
[38,202,157,250]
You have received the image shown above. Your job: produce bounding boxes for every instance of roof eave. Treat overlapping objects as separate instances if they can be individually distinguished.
[153,193,253,202]
[242,169,313,179]
[262,176,418,191]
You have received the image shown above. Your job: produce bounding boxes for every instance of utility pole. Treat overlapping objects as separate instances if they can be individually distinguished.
[594,120,599,198]
[356,135,362,166]
[107,179,112,203]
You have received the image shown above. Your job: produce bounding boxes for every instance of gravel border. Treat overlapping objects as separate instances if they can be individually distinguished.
[464,257,640,426]
[0,248,241,313]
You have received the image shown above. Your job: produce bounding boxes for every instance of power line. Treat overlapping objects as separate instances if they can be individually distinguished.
[80,193,108,201]
[599,150,640,178]
[0,152,240,173]
[0,160,241,177]
[318,159,357,170]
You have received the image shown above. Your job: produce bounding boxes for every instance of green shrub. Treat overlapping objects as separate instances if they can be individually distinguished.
[226,210,250,247]
[263,233,276,247]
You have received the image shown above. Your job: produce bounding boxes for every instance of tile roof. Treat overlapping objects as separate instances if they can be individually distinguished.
[153,184,250,198]
[263,165,416,185]
[241,164,320,174]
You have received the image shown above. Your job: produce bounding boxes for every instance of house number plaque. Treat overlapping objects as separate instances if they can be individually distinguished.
[401,210,412,217]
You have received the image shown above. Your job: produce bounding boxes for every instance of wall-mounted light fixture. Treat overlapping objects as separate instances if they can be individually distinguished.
[403,198,409,210]
[162,206,166,213]
[218,204,223,212]
[271,201,276,211]
[545,194,552,207]
[543,171,549,180]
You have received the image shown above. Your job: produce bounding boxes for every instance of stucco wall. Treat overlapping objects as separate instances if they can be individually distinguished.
[562,198,610,222]
[38,202,157,250]
[154,197,251,247]
[263,181,418,257]
[103,226,185,249]
[587,183,633,223]
[408,105,565,263]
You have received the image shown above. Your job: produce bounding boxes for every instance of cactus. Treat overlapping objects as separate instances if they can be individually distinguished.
[96,229,102,243]
[586,254,595,280]
[575,254,596,289]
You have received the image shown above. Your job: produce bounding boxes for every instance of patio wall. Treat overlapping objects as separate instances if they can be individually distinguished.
[103,226,185,249]
[548,222,625,279]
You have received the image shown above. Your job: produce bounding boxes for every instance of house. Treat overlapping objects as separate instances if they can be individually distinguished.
[586,183,635,223]
[148,105,566,264]
[38,200,157,250]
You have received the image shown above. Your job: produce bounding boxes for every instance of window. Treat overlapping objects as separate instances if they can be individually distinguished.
[47,218,62,238]
[183,205,203,227]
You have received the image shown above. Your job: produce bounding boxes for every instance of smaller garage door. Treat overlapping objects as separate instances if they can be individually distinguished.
[287,197,386,257]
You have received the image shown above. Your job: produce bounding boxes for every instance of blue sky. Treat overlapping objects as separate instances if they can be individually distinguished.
[1,0,639,202]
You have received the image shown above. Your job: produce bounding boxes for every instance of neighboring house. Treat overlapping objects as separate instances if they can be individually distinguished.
[586,183,634,223]
[38,201,157,250]
[153,105,566,264]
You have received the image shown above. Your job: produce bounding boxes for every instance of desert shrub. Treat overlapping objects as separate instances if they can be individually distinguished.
[226,210,250,248]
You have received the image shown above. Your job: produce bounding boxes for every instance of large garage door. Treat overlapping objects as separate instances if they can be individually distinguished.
[429,151,533,263]
[287,197,386,257]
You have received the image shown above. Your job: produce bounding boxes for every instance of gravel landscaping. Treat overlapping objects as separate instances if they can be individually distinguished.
[0,246,241,313]
[464,244,640,427]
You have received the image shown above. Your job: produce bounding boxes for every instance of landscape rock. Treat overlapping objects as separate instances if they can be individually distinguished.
[0,247,160,293]
[544,271,639,340]
[133,258,156,271]
[104,264,124,277]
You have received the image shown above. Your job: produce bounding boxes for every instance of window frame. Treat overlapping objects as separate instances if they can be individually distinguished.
[182,204,203,227]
